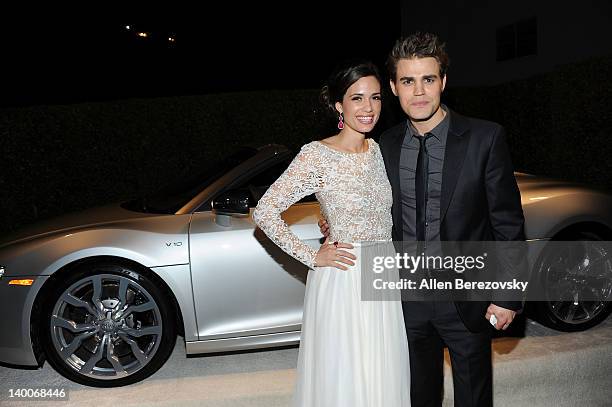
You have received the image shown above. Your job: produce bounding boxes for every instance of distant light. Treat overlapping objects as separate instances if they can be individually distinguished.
[168,37,176,43]
[9,279,34,286]
[125,25,131,30]
[137,32,149,38]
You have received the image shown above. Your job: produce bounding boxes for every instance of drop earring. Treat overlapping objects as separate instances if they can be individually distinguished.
[337,113,344,130]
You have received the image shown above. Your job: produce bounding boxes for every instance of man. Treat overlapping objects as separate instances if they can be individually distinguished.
[321,32,525,406]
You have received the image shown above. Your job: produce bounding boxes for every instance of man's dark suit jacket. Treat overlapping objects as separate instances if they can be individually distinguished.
[379,109,526,332]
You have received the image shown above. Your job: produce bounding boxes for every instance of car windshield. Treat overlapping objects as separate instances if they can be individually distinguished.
[122,147,259,214]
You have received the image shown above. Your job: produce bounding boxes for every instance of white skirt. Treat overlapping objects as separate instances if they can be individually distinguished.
[292,243,411,407]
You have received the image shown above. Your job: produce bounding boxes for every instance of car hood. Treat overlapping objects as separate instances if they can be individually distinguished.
[0,203,156,248]
[515,172,600,199]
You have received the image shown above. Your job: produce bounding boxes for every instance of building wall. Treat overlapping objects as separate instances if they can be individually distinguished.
[400,0,612,86]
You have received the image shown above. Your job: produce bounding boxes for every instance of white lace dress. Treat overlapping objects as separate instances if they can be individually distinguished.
[253,139,410,407]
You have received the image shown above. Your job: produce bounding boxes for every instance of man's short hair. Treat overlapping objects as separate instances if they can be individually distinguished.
[387,32,450,81]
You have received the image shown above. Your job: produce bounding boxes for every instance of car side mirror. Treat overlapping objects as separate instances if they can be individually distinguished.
[212,189,251,216]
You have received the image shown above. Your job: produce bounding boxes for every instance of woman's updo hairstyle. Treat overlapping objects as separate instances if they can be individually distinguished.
[319,59,382,116]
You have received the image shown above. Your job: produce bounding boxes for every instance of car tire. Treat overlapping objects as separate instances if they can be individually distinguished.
[530,231,612,332]
[41,262,177,387]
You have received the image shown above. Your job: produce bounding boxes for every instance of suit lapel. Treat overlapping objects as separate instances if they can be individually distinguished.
[386,121,407,197]
[384,122,407,240]
[440,111,470,223]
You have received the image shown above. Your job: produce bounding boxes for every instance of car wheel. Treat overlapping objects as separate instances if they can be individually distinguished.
[532,231,612,332]
[41,262,177,387]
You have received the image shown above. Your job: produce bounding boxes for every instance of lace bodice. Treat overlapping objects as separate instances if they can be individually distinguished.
[253,139,393,269]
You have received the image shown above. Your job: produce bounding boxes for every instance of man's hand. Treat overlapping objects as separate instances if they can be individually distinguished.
[318,218,330,238]
[485,303,516,330]
[314,237,355,270]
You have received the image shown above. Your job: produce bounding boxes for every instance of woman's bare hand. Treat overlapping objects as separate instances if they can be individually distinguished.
[314,237,356,270]
[318,218,330,238]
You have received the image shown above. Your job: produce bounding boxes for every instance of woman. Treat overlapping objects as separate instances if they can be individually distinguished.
[253,60,410,406]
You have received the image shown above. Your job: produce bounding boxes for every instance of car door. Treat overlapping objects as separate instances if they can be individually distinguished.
[189,157,321,340]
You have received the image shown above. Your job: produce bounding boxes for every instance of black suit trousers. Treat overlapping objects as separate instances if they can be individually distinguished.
[402,301,493,407]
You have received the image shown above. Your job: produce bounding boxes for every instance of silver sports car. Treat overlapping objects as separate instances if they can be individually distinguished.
[1,143,611,387]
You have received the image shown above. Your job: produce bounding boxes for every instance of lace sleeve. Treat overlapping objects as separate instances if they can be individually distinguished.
[253,144,325,268]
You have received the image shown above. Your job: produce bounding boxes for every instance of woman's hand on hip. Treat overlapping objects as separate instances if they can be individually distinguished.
[314,237,356,270]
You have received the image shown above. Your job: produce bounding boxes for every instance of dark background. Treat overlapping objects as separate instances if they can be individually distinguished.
[1,3,401,107]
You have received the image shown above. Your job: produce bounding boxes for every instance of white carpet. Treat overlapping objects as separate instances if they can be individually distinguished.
[1,316,610,407]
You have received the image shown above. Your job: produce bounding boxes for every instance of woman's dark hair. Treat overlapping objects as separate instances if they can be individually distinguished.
[320,60,382,116]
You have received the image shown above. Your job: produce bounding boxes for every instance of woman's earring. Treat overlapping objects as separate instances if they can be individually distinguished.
[337,113,344,130]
